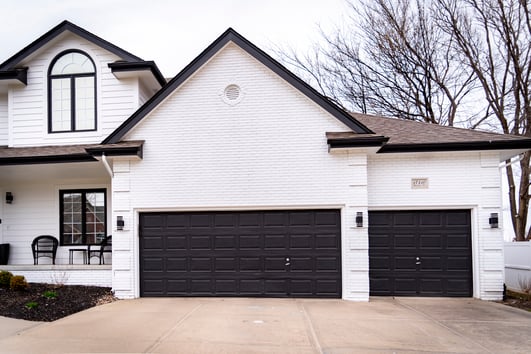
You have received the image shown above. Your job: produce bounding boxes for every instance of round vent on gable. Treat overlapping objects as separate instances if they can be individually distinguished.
[224,84,241,101]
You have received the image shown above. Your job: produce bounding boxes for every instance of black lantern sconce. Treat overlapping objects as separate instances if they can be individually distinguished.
[5,192,13,204]
[117,216,124,231]
[489,213,499,228]
[356,212,363,227]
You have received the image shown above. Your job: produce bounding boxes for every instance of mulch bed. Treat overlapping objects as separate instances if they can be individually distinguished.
[500,290,531,312]
[0,283,116,322]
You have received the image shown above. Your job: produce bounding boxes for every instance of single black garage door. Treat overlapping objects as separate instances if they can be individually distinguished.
[140,210,341,297]
[369,210,472,297]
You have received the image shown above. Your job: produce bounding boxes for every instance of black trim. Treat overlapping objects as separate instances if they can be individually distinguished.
[108,61,166,87]
[0,154,97,166]
[47,50,97,133]
[0,68,28,85]
[328,136,389,149]
[85,145,143,158]
[102,28,373,144]
[59,189,107,246]
[378,139,531,153]
[0,20,142,71]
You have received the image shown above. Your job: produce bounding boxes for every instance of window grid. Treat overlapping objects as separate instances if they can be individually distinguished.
[60,189,106,246]
[48,50,96,133]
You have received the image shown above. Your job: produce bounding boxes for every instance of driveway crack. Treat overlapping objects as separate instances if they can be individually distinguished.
[297,300,323,354]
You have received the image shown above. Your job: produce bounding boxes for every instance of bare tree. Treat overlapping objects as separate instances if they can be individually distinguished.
[277,0,481,126]
[435,0,531,240]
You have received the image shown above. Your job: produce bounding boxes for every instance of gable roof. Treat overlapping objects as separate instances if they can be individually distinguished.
[326,112,531,152]
[0,20,165,87]
[102,28,373,144]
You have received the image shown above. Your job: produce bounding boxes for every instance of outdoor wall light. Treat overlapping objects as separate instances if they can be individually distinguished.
[5,192,13,204]
[117,216,124,231]
[356,212,363,227]
[489,213,499,228]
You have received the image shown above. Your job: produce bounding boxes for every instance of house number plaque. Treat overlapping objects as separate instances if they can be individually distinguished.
[411,178,429,189]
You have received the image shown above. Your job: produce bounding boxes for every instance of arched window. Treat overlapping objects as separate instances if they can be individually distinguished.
[48,50,96,132]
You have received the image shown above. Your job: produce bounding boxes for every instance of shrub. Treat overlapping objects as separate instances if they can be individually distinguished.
[43,290,57,299]
[25,301,38,310]
[10,275,28,291]
[0,270,13,288]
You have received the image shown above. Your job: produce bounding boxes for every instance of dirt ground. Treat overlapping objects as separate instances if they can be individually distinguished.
[0,283,116,322]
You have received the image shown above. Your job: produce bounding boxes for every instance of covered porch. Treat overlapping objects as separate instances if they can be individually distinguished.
[0,141,141,287]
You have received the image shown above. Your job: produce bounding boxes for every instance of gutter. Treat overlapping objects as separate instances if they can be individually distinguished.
[101,153,113,178]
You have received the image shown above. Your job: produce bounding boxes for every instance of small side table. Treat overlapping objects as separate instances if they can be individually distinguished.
[69,248,87,264]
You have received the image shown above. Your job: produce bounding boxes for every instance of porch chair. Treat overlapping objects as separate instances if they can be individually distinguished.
[88,236,112,265]
[31,235,59,265]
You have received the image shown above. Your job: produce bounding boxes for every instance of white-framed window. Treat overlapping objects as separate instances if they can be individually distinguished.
[48,50,96,133]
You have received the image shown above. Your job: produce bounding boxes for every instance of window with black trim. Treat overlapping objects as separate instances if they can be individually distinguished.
[48,50,96,133]
[60,189,106,245]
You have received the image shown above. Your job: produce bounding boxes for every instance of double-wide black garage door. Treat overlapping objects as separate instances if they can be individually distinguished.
[140,210,341,297]
[369,210,473,297]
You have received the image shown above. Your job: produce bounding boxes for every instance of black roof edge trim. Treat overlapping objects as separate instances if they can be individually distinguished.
[85,145,143,159]
[102,28,373,144]
[108,61,166,87]
[378,139,531,153]
[0,20,142,71]
[0,67,28,85]
[0,154,96,166]
[328,136,389,149]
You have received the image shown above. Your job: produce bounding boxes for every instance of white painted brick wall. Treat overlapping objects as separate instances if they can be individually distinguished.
[110,43,369,300]
[1,265,111,287]
[367,151,505,300]
[0,94,7,145]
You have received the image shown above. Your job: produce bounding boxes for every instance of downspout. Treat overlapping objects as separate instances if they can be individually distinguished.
[102,153,114,178]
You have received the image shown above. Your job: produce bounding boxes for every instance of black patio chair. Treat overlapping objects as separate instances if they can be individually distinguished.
[31,235,59,265]
[88,236,112,265]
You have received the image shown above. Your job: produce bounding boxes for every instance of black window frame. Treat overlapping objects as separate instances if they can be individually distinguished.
[48,49,97,133]
[59,189,107,246]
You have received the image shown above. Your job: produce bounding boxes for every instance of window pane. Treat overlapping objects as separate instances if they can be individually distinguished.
[51,52,95,75]
[75,77,95,130]
[85,192,105,245]
[51,78,71,132]
[62,193,83,245]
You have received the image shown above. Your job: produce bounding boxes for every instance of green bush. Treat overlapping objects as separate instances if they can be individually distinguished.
[10,275,28,291]
[43,290,57,299]
[0,270,13,288]
[25,301,38,310]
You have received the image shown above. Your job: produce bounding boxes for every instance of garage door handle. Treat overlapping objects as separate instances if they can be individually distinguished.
[285,262,291,266]
[416,257,421,265]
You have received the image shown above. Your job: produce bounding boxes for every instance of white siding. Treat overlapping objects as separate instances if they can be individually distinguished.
[367,151,504,300]
[8,33,139,147]
[110,43,370,300]
[1,169,111,266]
[0,94,7,145]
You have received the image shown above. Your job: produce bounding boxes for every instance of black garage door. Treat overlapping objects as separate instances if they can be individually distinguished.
[369,210,472,297]
[140,210,341,297]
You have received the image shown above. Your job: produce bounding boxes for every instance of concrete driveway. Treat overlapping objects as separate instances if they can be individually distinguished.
[0,297,530,353]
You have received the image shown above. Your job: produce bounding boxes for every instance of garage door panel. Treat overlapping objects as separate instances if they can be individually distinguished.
[166,236,187,250]
[142,236,164,250]
[394,234,416,249]
[214,235,237,250]
[190,236,211,250]
[190,257,212,272]
[369,210,472,297]
[140,210,341,297]
[166,257,187,272]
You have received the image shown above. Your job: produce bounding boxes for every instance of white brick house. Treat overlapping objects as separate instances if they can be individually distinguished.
[1,21,529,301]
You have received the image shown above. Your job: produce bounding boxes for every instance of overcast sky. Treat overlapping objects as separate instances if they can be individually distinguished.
[0,0,347,77]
